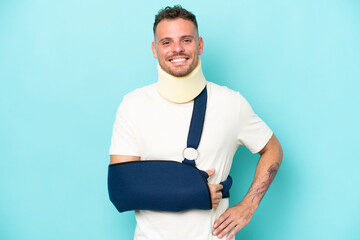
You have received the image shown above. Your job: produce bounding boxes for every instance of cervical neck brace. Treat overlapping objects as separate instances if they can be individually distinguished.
[157,59,206,103]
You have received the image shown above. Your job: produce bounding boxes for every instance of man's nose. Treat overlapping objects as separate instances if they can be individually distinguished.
[172,41,184,53]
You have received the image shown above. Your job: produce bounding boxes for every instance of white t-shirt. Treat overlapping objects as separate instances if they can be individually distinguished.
[109,81,273,240]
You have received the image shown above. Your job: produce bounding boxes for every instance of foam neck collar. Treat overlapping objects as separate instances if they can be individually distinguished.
[156,60,206,103]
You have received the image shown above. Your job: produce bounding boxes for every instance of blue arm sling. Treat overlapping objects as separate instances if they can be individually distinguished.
[108,87,233,212]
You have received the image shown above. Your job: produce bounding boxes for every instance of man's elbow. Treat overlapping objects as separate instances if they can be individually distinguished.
[276,138,283,165]
[110,155,141,165]
[259,134,283,164]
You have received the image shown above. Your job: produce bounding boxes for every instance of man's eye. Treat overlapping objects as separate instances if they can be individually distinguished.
[162,41,170,45]
[184,39,192,43]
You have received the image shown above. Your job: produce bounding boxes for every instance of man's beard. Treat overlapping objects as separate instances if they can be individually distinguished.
[160,56,198,77]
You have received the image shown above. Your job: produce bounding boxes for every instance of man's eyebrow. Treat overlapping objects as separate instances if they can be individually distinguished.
[158,37,171,43]
[181,35,196,39]
[158,35,196,43]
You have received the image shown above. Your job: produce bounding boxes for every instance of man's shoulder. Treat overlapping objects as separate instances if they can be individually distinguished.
[122,83,157,102]
[207,81,241,100]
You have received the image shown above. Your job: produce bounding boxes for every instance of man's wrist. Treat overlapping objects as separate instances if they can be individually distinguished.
[237,197,259,214]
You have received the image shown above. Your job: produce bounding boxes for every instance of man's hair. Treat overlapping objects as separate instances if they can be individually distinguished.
[153,5,198,34]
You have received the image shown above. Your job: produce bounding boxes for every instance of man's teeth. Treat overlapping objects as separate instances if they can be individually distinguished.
[170,58,187,63]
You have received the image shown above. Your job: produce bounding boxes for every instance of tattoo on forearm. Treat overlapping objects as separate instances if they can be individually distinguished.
[249,162,280,202]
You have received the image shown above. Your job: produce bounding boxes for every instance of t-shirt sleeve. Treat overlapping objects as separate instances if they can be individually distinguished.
[237,94,273,154]
[109,95,140,156]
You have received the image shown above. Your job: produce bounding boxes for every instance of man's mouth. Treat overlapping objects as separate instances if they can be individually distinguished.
[169,58,188,63]
[168,55,190,64]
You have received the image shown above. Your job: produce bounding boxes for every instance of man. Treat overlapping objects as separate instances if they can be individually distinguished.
[109,5,283,240]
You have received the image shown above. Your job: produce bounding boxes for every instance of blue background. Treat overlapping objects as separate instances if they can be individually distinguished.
[1,0,359,239]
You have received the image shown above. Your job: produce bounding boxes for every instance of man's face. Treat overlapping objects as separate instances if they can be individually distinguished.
[152,18,204,77]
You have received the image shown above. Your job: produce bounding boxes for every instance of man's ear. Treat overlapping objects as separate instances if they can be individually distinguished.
[198,37,204,55]
[151,42,158,59]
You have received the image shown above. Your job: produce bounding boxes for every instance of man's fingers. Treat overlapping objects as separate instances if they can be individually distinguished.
[205,168,216,177]
[226,225,242,240]
[212,199,220,209]
[217,220,236,239]
[213,213,231,235]
[214,211,230,228]
[208,183,223,209]
[209,184,223,196]
[213,203,254,239]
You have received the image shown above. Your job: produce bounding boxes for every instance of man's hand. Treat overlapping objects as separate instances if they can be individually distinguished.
[205,169,223,209]
[212,201,255,240]
[212,134,283,239]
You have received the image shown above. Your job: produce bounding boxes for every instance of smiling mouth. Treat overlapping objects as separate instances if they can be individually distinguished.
[170,58,187,63]
[169,57,190,63]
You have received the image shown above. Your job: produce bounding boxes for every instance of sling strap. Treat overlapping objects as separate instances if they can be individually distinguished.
[183,86,207,166]
[182,86,232,198]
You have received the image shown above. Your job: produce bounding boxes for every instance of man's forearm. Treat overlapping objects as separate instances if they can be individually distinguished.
[241,162,281,214]
[240,134,283,212]
[212,135,283,240]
